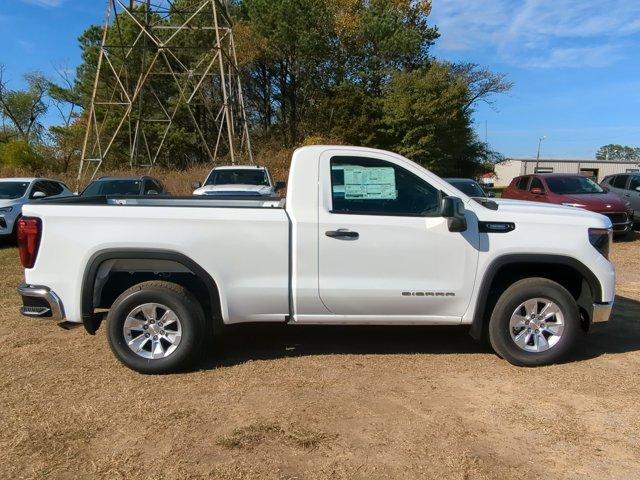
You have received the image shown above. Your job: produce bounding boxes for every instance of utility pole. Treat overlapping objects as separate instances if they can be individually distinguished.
[535,135,546,173]
[77,0,253,187]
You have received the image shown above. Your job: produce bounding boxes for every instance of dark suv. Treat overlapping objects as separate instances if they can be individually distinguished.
[601,173,640,226]
[80,176,168,197]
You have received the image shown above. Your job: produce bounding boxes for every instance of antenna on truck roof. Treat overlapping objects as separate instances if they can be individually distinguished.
[77,0,254,189]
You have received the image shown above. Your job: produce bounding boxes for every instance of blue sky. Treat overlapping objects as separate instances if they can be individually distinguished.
[1,0,639,159]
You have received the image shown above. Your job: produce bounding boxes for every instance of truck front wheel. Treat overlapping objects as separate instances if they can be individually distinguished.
[106,281,205,374]
[488,278,581,367]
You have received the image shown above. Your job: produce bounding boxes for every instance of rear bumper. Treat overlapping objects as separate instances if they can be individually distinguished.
[18,283,66,321]
[592,301,613,324]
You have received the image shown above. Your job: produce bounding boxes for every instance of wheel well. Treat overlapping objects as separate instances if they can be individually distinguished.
[473,261,596,339]
[82,251,222,334]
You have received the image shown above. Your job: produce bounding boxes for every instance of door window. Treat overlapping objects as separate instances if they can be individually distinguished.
[30,181,49,198]
[629,176,640,191]
[529,177,545,192]
[45,181,64,196]
[612,175,629,189]
[144,180,161,194]
[330,156,440,216]
[516,177,530,190]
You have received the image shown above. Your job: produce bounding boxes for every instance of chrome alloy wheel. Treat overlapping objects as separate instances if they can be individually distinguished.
[123,303,182,359]
[509,298,564,353]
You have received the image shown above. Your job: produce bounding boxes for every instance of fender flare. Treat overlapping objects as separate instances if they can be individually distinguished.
[81,249,221,334]
[469,254,602,340]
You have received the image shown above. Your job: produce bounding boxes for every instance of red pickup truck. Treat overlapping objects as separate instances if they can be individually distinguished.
[502,173,633,236]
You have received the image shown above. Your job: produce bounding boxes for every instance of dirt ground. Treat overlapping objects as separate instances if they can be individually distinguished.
[1,236,639,480]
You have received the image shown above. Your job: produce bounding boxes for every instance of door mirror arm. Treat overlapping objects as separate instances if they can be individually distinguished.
[441,196,468,233]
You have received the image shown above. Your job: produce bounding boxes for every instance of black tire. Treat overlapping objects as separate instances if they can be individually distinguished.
[106,280,205,374]
[488,278,580,367]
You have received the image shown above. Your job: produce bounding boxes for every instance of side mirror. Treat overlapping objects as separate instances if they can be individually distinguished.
[441,196,467,233]
[274,181,286,192]
[147,189,159,195]
[602,186,610,192]
[530,187,544,195]
[191,181,202,190]
[32,191,47,199]
[487,191,496,198]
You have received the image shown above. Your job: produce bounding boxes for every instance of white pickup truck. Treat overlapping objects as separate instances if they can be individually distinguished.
[17,146,615,373]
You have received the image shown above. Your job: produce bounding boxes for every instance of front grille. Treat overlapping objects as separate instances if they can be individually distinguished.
[604,213,628,225]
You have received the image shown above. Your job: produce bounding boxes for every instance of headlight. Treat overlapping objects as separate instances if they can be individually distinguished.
[588,227,612,260]
[562,202,586,208]
[0,207,13,213]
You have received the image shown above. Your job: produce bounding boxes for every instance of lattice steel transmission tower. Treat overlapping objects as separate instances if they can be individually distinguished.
[78,0,253,185]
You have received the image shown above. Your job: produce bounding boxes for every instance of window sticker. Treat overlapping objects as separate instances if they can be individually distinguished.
[333,165,397,200]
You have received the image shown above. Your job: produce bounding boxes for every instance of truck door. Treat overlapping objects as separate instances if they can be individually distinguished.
[317,151,479,322]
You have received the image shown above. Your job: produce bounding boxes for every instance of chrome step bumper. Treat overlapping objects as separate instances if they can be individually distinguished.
[18,283,65,321]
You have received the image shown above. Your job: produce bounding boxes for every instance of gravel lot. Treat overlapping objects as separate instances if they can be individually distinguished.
[1,237,639,480]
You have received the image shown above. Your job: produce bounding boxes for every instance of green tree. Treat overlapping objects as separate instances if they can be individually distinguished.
[596,144,640,161]
[0,139,44,169]
[381,63,497,176]
[0,66,48,142]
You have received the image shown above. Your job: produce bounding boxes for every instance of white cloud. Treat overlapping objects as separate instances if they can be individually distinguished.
[19,0,66,7]
[431,0,640,68]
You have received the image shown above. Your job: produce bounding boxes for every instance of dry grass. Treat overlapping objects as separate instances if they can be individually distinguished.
[1,239,640,479]
[218,421,335,451]
[0,146,294,195]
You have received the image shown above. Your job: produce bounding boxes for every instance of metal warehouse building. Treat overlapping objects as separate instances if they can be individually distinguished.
[492,158,640,187]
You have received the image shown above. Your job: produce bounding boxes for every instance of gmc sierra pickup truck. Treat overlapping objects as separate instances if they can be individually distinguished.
[17,146,615,373]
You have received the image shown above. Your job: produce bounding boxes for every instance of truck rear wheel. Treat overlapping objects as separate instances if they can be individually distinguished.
[488,278,580,367]
[106,281,205,374]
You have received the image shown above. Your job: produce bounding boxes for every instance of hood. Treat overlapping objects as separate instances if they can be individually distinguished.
[489,198,611,227]
[193,184,274,196]
[557,192,627,212]
[0,198,20,209]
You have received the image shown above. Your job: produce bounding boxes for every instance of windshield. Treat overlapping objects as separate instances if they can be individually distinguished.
[448,180,486,198]
[81,180,142,196]
[546,176,604,195]
[205,169,269,187]
[0,182,30,199]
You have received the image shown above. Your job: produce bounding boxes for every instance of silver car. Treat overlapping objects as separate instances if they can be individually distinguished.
[0,178,72,239]
[601,173,640,224]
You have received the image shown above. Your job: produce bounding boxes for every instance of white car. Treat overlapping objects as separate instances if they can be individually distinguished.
[17,146,615,373]
[0,178,72,239]
[192,165,285,196]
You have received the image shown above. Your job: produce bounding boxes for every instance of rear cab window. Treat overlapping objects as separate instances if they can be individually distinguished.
[330,156,440,216]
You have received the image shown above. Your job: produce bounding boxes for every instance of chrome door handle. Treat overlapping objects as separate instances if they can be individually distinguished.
[325,229,359,239]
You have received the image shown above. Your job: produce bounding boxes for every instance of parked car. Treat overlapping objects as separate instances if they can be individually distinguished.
[502,173,633,236]
[444,178,495,199]
[600,173,640,225]
[0,178,72,239]
[18,146,615,373]
[80,176,167,197]
[192,165,285,196]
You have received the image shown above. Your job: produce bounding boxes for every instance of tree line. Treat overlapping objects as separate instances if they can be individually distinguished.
[0,0,518,177]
